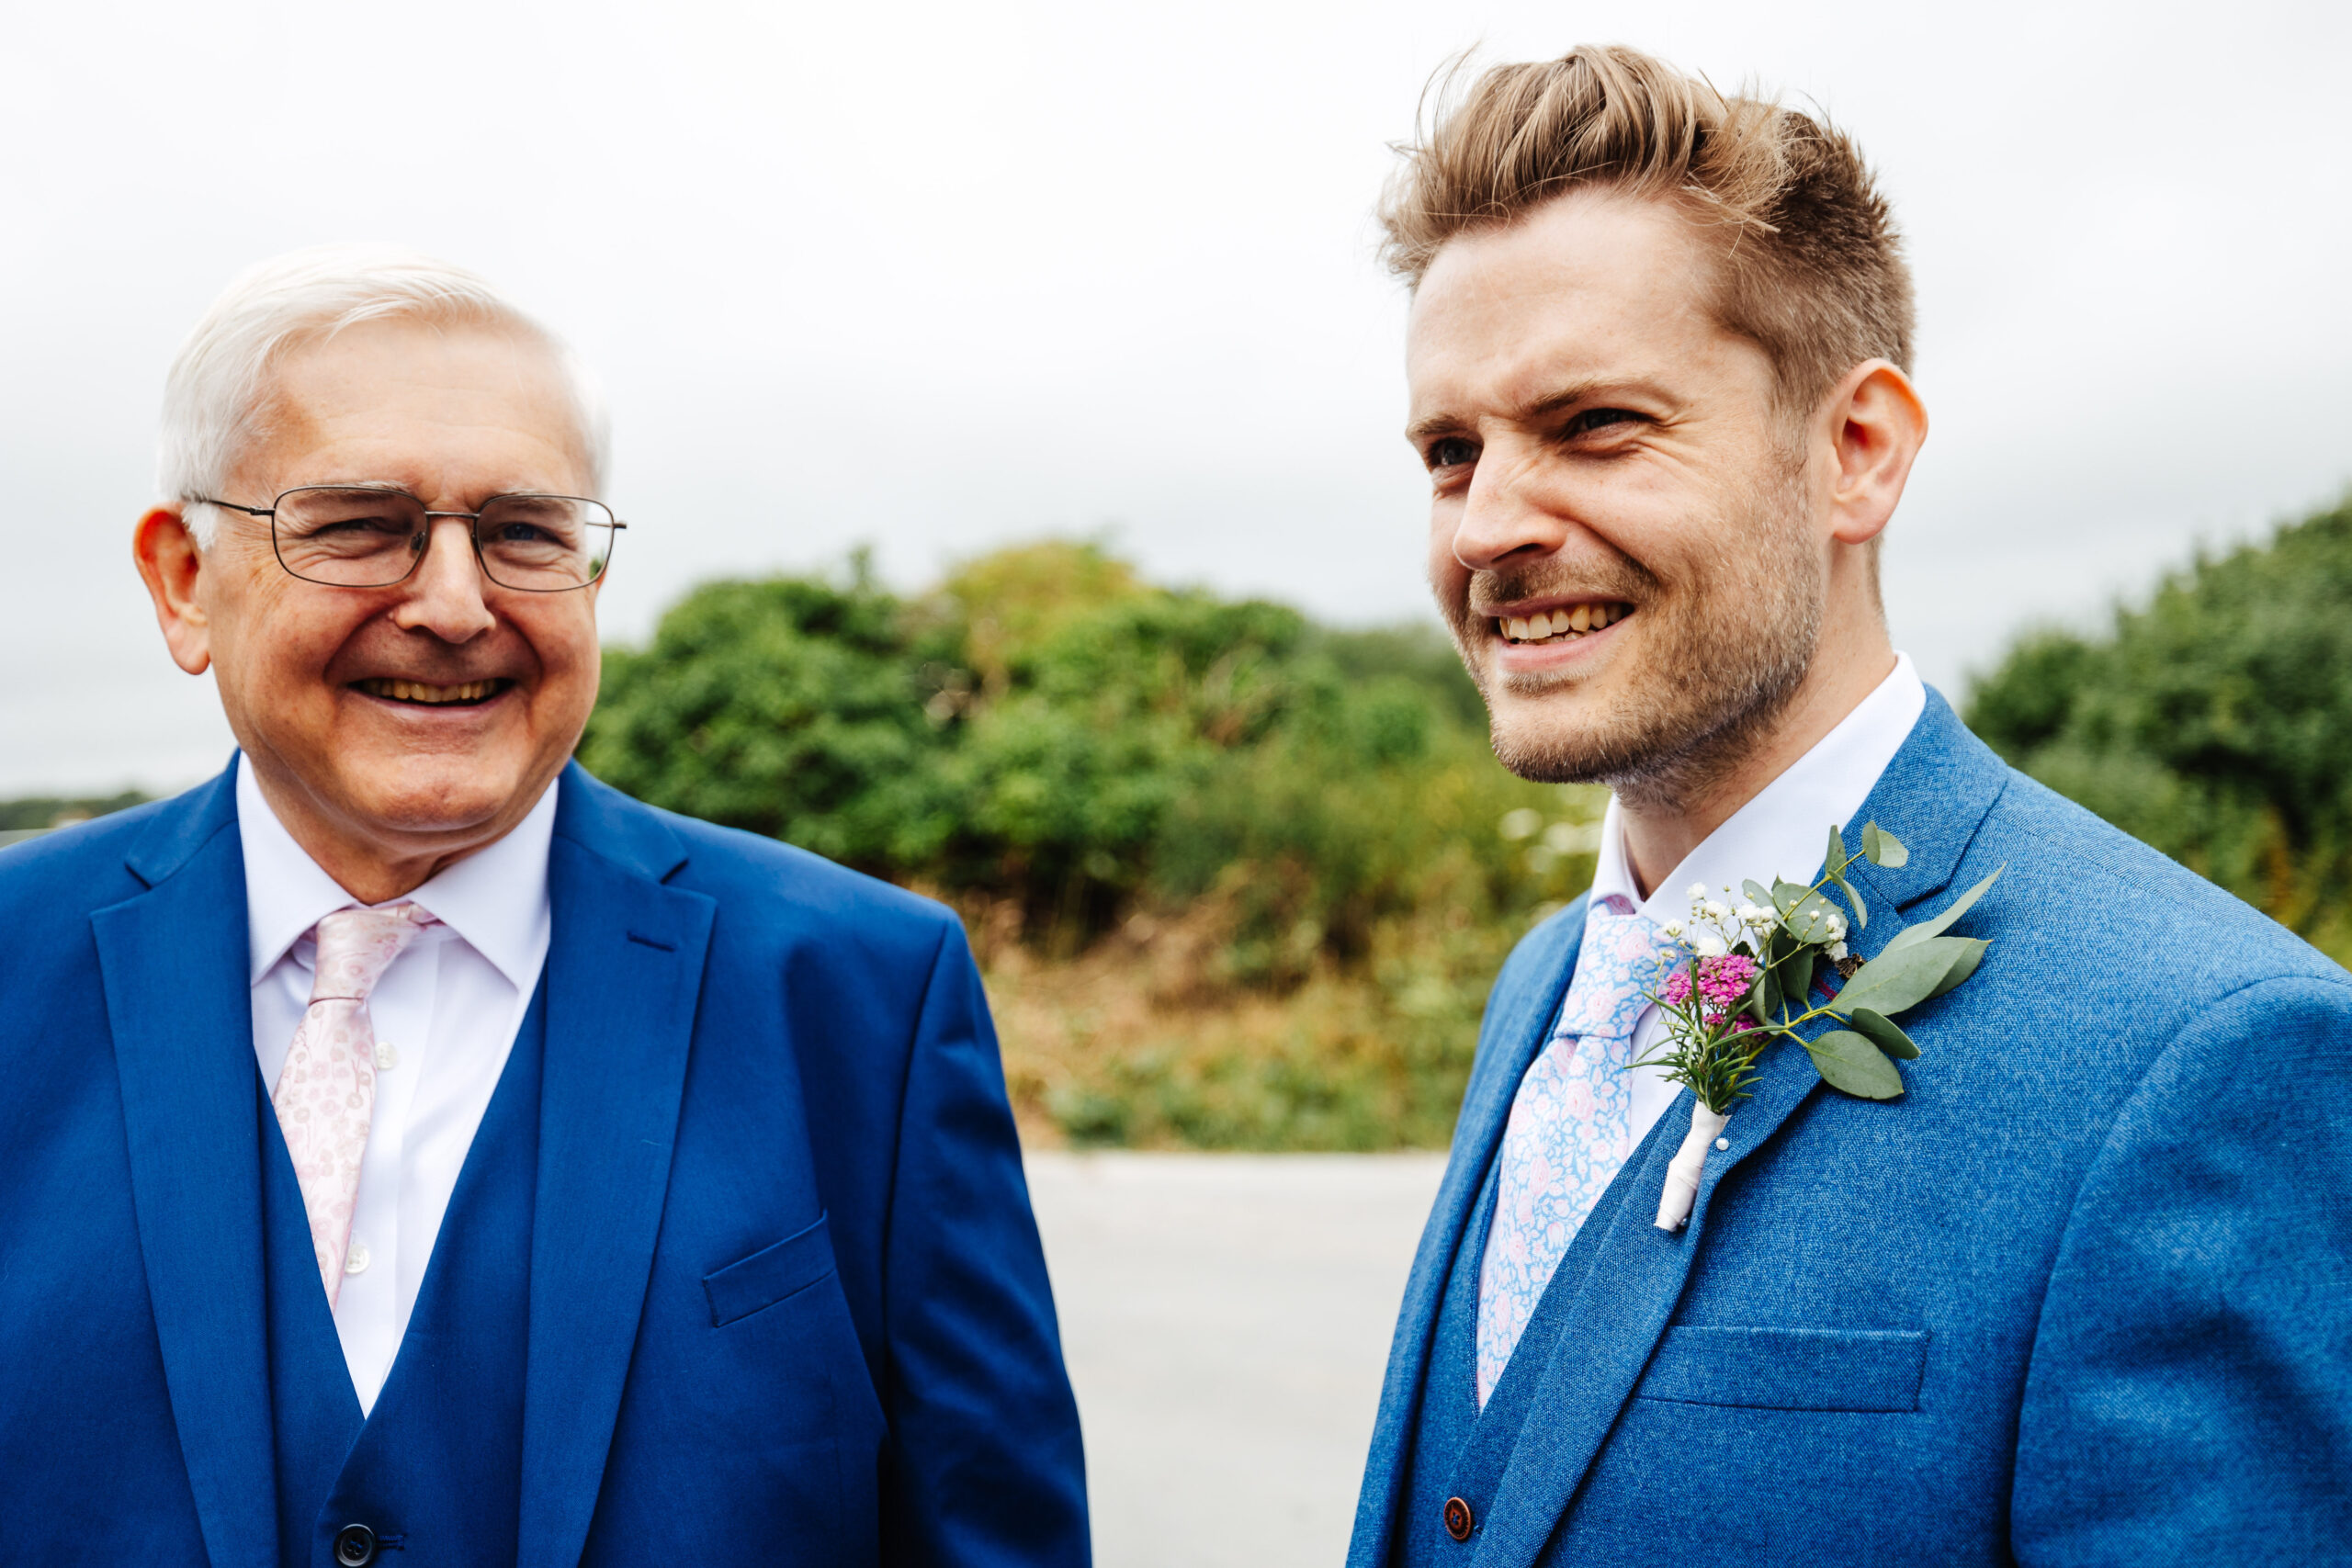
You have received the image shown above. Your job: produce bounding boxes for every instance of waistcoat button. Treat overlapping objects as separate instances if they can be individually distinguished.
[334,1523,378,1565]
[1442,1495,1475,1542]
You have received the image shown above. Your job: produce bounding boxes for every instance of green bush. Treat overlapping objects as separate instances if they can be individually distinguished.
[581,540,1605,1145]
[1966,494,2352,961]
[583,540,1586,952]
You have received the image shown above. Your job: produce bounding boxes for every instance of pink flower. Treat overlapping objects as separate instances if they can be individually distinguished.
[1696,953,1759,1005]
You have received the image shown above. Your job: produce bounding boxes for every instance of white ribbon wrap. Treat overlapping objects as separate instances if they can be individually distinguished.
[1655,1102,1730,1231]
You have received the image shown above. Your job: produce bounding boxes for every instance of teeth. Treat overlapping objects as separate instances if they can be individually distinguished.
[360,678,499,705]
[1495,604,1633,644]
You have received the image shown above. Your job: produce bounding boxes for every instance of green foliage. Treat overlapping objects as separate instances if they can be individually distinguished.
[0,791,148,833]
[581,539,1604,1146]
[1965,495,2352,961]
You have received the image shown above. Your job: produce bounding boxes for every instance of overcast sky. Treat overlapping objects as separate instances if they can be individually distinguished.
[5,0,2347,794]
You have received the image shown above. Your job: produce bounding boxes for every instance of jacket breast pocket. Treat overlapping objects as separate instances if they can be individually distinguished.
[1634,1325,1928,1413]
[703,1212,839,1327]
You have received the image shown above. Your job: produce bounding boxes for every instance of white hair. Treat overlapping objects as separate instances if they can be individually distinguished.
[157,243,611,547]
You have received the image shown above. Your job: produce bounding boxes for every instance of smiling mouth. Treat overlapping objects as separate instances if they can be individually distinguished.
[352,677,513,706]
[1493,602,1634,646]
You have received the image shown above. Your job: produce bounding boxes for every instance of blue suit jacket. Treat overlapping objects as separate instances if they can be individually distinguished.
[0,761,1088,1567]
[1350,694,2352,1566]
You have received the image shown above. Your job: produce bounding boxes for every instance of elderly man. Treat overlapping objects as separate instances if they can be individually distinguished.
[1350,46,2352,1568]
[0,249,1087,1566]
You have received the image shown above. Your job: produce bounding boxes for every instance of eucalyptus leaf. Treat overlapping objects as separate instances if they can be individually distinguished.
[1848,1006,1921,1059]
[1883,865,2006,954]
[1828,936,1977,1017]
[1826,825,1849,878]
[1926,939,1989,999]
[1805,1030,1905,1099]
[1832,871,1868,931]
[1781,947,1815,1014]
[1862,822,1908,868]
[1756,959,1781,1020]
[1772,878,1810,917]
[1744,879,1775,909]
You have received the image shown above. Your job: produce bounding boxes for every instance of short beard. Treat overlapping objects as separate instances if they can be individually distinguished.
[1446,461,1823,816]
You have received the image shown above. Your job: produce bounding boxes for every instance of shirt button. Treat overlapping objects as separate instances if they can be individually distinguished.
[1442,1496,1475,1542]
[375,1041,400,1070]
[1714,1137,1731,1151]
[345,1243,371,1276]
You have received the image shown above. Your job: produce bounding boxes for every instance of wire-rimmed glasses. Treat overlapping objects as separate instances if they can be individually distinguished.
[194,485,625,592]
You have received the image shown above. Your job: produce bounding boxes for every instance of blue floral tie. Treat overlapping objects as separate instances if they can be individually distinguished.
[1474,896,1671,1405]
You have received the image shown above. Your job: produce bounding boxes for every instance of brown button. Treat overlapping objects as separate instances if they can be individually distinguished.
[1442,1496,1475,1542]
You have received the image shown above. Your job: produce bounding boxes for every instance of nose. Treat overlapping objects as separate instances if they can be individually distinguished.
[1448,442,1573,575]
[390,517,497,643]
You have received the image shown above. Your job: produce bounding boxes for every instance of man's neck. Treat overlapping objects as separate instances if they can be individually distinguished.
[244,761,505,906]
[1618,638,1898,901]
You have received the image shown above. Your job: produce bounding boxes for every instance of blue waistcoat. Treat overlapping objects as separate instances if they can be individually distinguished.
[1390,1111,1676,1568]
[262,983,546,1567]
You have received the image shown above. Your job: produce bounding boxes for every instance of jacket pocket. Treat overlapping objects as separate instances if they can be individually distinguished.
[703,1212,839,1327]
[1634,1325,1929,1413]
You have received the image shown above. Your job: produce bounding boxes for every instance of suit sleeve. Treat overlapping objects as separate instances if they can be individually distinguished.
[877,915,1090,1567]
[2011,974,2352,1564]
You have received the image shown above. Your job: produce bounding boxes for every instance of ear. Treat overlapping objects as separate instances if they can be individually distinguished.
[1820,360,1928,547]
[132,505,213,675]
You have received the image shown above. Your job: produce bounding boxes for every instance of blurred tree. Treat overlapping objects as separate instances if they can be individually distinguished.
[1966,494,2352,958]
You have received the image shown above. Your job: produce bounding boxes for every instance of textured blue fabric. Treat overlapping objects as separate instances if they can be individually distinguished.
[1352,690,2352,1568]
[1392,1166,1495,1568]
[0,760,1088,1567]
[1394,1070,1679,1568]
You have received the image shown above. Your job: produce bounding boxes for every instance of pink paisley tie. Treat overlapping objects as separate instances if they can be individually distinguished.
[270,903,437,1305]
[1474,895,1672,1405]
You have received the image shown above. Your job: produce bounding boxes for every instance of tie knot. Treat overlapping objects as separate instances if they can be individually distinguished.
[308,903,438,1005]
[1554,902,1674,1042]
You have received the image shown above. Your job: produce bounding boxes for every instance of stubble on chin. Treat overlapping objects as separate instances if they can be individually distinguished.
[1444,468,1824,816]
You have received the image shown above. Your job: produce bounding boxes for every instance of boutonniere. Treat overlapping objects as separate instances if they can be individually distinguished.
[1640,822,2002,1231]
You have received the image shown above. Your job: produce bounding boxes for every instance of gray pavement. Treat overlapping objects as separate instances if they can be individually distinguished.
[1023,1152,1448,1568]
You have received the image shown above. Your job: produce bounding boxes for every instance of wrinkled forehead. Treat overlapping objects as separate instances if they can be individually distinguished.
[1403,190,1737,423]
[236,315,598,500]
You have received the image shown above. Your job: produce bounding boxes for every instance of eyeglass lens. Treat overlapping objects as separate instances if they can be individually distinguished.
[270,487,616,590]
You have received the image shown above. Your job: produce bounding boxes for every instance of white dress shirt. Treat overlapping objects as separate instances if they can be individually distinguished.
[1591,653,1928,1152]
[239,756,555,1415]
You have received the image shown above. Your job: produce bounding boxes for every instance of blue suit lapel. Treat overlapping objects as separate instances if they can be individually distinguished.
[1469,691,2013,1568]
[519,766,716,1568]
[90,767,278,1568]
[1348,897,1588,1568]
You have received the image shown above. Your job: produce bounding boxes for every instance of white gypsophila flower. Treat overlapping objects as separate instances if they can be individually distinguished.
[1736,903,1767,927]
[1829,942,1849,960]
[1827,912,1848,939]
[1702,900,1729,922]
[1692,931,1728,958]
[1662,919,1686,939]
[1687,881,1710,899]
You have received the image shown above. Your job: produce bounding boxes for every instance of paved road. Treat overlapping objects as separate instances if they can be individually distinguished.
[1024,1152,1448,1568]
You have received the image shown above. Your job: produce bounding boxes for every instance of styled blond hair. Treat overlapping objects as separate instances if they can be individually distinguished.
[1379,45,1914,412]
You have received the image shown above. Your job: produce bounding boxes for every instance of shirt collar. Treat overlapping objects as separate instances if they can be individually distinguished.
[236,754,558,989]
[1589,652,1928,925]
